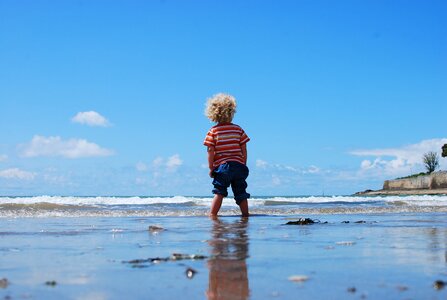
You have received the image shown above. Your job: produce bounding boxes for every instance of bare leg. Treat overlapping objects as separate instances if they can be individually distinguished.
[238,199,249,217]
[210,194,224,216]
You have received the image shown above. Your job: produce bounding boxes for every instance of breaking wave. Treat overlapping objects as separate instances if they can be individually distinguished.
[1,195,447,217]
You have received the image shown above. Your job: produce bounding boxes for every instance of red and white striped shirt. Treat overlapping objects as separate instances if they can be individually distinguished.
[204,123,250,167]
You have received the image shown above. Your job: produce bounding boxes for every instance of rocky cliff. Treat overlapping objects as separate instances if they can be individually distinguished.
[383,171,447,190]
[356,171,447,195]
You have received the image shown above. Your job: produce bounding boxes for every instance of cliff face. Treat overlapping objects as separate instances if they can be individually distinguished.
[383,171,447,190]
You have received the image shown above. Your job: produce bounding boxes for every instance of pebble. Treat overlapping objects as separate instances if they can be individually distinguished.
[45,280,57,287]
[0,278,9,289]
[185,267,197,279]
[396,285,408,291]
[148,225,165,233]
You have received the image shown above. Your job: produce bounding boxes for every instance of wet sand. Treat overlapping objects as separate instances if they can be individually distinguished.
[1,213,447,299]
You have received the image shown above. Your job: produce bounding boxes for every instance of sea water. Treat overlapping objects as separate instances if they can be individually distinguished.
[1,195,447,218]
[1,196,447,299]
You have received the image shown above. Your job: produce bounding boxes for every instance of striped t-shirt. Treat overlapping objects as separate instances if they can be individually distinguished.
[204,123,250,168]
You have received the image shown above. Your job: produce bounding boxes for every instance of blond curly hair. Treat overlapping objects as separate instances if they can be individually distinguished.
[205,93,237,123]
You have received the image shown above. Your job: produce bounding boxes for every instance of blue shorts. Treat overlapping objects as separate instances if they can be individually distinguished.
[212,161,250,205]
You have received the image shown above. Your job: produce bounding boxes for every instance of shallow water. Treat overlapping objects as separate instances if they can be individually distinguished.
[1,213,447,299]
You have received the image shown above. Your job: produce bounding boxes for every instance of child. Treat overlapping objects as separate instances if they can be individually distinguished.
[203,93,250,217]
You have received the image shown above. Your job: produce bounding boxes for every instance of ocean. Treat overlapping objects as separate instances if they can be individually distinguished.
[2,195,447,299]
[1,195,447,218]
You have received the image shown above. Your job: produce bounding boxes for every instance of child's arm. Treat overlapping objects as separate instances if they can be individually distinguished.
[241,143,247,164]
[207,146,215,177]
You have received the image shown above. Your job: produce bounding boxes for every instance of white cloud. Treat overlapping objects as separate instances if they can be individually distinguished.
[136,162,148,172]
[351,138,447,175]
[166,154,183,172]
[152,157,164,168]
[150,154,183,172]
[256,159,268,169]
[0,154,7,162]
[0,168,35,180]
[305,165,321,174]
[21,135,114,159]
[255,158,321,175]
[72,111,111,127]
[360,159,373,170]
[272,175,281,186]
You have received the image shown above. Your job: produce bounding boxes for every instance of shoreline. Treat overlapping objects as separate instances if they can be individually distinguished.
[355,188,447,196]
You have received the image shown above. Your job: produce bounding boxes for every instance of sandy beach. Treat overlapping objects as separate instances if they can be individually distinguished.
[1,212,447,299]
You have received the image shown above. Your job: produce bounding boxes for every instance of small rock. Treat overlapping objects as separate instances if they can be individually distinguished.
[341,221,350,224]
[396,285,408,291]
[148,225,165,234]
[45,280,57,287]
[288,275,309,282]
[354,221,366,224]
[0,278,9,289]
[355,189,374,195]
[347,287,356,293]
[433,280,446,290]
[185,267,197,279]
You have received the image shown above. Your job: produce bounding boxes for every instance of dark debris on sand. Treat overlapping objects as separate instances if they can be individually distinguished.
[434,280,446,290]
[284,218,323,225]
[45,280,57,287]
[342,220,367,224]
[123,253,205,279]
[284,218,371,226]
[123,253,207,268]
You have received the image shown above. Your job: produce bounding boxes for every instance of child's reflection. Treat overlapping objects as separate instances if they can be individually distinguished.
[207,217,249,300]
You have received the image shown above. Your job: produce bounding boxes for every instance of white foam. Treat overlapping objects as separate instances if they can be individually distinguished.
[0,196,211,206]
[1,195,447,207]
[260,195,447,205]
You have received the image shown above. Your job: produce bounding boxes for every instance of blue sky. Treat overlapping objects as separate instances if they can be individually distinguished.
[1,0,446,196]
